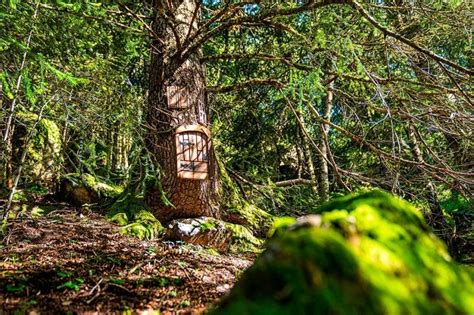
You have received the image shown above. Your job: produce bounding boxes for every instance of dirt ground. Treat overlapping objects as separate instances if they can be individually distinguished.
[0,207,254,314]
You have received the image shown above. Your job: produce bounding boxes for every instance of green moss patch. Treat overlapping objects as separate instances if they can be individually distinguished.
[224,222,264,253]
[15,112,62,184]
[213,190,474,315]
[108,193,164,240]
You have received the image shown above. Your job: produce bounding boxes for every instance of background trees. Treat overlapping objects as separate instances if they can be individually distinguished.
[1,0,472,259]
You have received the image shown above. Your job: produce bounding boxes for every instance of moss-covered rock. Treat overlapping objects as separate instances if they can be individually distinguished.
[60,173,123,206]
[166,217,233,251]
[224,222,264,253]
[213,190,474,315]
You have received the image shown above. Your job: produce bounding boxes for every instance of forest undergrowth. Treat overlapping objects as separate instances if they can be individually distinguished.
[0,200,253,314]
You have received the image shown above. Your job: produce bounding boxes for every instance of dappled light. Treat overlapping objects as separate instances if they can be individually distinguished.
[1,0,472,313]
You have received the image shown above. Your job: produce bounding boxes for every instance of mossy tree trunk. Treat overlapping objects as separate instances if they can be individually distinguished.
[0,97,14,190]
[146,0,219,222]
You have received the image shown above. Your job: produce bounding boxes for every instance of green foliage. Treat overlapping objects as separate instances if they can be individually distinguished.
[109,277,126,285]
[440,191,473,215]
[57,278,84,291]
[25,184,48,195]
[267,216,296,238]
[213,190,474,315]
[5,283,26,293]
[224,222,264,253]
[30,206,44,218]
[218,157,274,237]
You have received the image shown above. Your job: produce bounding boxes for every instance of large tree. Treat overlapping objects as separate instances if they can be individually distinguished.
[145,0,472,223]
[146,0,219,221]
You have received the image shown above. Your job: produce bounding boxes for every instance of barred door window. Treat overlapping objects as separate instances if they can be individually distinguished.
[176,125,210,180]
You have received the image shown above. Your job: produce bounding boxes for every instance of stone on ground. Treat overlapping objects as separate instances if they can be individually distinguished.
[166,217,263,253]
[60,173,123,206]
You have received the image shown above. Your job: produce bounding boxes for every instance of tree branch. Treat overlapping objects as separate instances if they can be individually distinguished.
[207,79,285,93]
[350,0,473,76]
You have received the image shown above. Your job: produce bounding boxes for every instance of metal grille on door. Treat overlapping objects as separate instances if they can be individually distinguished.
[176,125,210,180]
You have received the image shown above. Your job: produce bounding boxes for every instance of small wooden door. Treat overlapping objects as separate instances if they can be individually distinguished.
[176,125,210,180]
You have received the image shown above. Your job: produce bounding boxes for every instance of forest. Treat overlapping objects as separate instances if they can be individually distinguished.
[0,0,473,314]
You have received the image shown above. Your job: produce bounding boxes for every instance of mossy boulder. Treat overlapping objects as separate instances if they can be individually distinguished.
[60,173,123,206]
[213,190,474,315]
[166,217,233,251]
[224,221,264,253]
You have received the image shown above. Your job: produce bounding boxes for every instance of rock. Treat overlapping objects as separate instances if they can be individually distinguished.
[165,217,264,253]
[166,217,232,252]
[212,190,474,315]
[59,173,123,206]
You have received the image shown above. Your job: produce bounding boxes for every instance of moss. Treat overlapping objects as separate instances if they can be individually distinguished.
[213,190,474,315]
[224,222,264,253]
[167,215,263,253]
[16,112,62,183]
[79,173,123,198]
[199,220,217,232]
[118,210,165,240]
[61,173,123,205]
[267,216,297,238]
[107,192,164,240]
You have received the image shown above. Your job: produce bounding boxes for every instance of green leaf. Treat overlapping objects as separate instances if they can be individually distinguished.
[6,283,26,293]
[8,0,17,9]
[0,72,14,100]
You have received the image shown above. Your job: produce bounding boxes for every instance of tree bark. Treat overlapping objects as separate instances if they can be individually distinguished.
[146,0,219,222]
[317,80,334,202]
[406,124,447,233]
[296,112,318,195]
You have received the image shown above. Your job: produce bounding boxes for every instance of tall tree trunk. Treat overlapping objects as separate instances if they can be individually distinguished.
[406,124,447,234]
[146,0,219,222]
[317,80,334,202]
[1,98,14,189]
[296,112,318,195]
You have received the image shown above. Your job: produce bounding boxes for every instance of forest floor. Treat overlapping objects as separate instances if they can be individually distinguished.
[0,204,254,314]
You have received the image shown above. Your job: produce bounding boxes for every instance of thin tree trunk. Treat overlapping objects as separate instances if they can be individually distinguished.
[3,101,48,218]
[296,140,303,179]
[318,80,334,202]
[296,111,318,195]
[1,2,40,190]
[406,124,447,233]
[147,0,219,222]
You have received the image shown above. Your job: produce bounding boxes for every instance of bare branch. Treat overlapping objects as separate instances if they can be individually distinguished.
[350,0,473,76]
